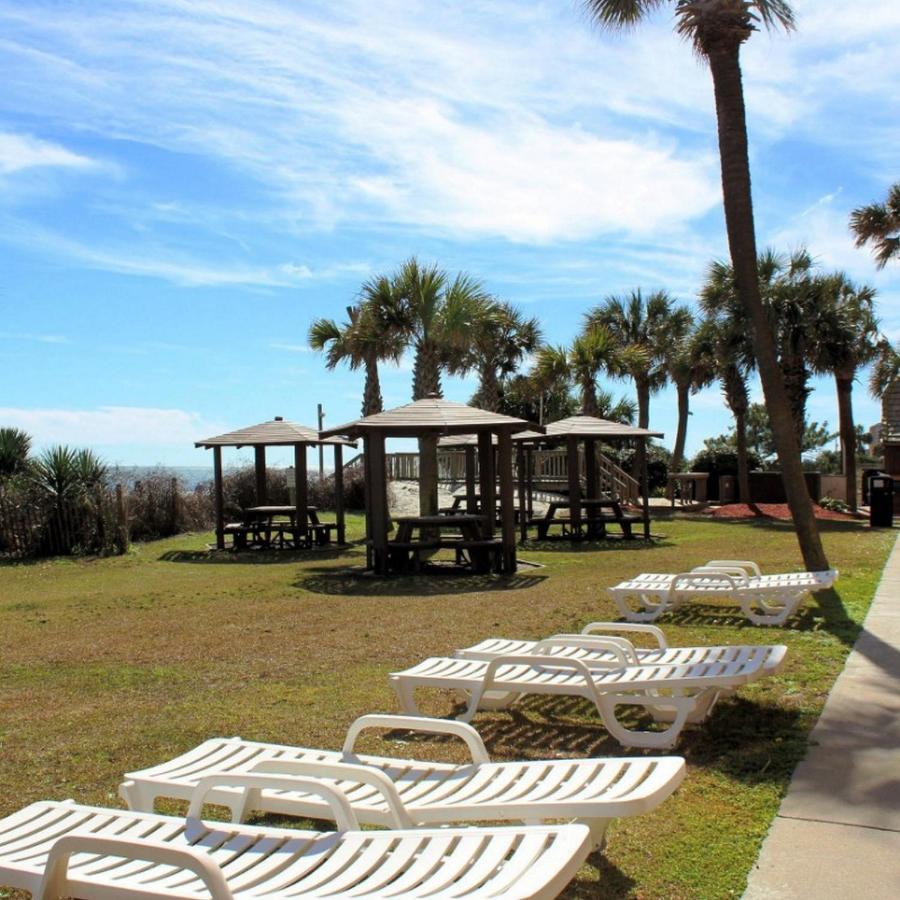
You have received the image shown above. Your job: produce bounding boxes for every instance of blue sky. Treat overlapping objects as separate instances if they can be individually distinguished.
[1,0,898,469]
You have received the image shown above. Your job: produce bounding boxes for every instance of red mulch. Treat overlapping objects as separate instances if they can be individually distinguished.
[704,502,859,521]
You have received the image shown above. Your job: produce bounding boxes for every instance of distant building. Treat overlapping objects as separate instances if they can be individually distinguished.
[882,381,900,474]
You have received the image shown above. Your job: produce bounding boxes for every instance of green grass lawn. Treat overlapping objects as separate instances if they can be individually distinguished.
[0,514,894,899]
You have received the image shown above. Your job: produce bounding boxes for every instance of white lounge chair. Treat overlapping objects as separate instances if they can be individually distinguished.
[608,559,838,625]
[0,779,591,898]
[390,646,785,749]
[119,714,685,849]
[454,623,786,711]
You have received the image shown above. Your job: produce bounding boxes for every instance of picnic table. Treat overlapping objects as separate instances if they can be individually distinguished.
[224,505,336,549]
[389,514,500,574]
[528,498,642,540]
[439,494,526,524]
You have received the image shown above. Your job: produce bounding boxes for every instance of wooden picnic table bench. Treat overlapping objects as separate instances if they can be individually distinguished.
[388,514,497,574]
[529,498,642,540]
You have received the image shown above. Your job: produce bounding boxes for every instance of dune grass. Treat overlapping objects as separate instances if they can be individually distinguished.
[0,514,894,898]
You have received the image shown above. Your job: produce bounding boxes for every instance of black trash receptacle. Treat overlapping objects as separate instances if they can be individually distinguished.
[869,474,894,528]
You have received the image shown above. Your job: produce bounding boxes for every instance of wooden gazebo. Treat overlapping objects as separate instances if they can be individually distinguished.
[322,398,540,575]
[515,415,663,540]
[195,417,355,549]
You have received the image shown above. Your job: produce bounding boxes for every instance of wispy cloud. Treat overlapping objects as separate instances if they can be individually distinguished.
[0,330,70,344]
[0,132,98,174]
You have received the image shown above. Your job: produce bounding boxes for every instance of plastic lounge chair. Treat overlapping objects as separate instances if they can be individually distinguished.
[608,559,839,626]
[454,622,786,712]
[119,715,685,850]
[390,645,784,749]
[0,777,592,899]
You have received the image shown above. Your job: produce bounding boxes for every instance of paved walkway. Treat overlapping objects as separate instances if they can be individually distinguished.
[744,533,900,899]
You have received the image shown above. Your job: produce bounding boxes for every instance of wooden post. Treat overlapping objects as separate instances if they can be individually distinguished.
[526,446,535,519]
[213,446,225,549]
[368,431,389,574]
[584,437,597,536]
[465,446,477,513]
[333,443,345,544]
[254,445,267,505]
[567,435,581,540]
[115,483,129,552]
[170,477,180,533]
[498,431,516,572]
[641,437,652,540]
[477,431,495,539]
[363,436,373,569]
[516,442,527,543]
[294,443,309,546]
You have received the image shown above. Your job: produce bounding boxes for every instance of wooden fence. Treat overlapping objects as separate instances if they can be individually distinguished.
[0,486,128,560]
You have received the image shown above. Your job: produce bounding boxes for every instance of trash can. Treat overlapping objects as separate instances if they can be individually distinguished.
[869,474,894,528]
[719,475,736,503]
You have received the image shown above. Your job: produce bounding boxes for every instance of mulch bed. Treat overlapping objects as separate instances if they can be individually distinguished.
[704,502,859,521]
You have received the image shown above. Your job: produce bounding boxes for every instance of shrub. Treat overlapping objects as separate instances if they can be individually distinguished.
[819,496,850,514]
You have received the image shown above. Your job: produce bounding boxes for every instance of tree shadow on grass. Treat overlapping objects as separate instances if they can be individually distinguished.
[295,567,549,597]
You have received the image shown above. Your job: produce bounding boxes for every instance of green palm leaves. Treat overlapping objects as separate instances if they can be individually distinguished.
[850,182,900,270]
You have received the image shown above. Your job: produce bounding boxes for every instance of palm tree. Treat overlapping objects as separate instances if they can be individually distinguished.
[811,274,879,511]
[698,264,757,502]
[373,257,491,517]
[468,301,542,412]
[869,339,900,399]
[534,326,625,417]
[584,1,829,571]
[585,289,692,478]
[850,182,900,269]
[667,319,716,476]
[308,278,404,417]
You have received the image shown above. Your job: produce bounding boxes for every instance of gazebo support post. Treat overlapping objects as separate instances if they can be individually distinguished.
[362,436,373,569]
[516,443,528,543]
[368,431,389,575]
[526,446,534,520]
[254,445,267,505]
[584,437,598,537]
[567,434,582,540]
[213,446,225,549]
[465,446,477,513]
[497,431,516,572]
[477,431,495,539]
[294,443,309,548]
[640,437,651,540]
[333,443,345,544]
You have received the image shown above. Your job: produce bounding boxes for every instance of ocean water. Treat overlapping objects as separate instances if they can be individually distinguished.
[110,466,212,490]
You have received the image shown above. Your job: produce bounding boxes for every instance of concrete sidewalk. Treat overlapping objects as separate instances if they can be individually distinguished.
[744,533,900,899]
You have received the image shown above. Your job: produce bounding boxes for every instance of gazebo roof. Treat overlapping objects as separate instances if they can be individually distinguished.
[438,429,544,448]
[321,398,540,439]
[196,417,355,448]
[536,415,663,440]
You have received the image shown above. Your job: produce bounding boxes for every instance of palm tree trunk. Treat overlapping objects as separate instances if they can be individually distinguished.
[479,363,501,412]
[362,354,383,417]
[781,352,809,442]
[671,381,690,474]
[734,407,751,503]
[836,372,858,512]
[413,341,441,523]
[581,382,599,417]
[632,380,650,482]
[707,44,829,571]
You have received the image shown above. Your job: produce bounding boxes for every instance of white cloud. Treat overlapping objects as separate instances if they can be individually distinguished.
[0,406,226,447]
[0,331,70,344]
[0,132,98,174]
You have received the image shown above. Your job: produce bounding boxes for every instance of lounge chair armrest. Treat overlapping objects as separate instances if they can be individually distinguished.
[343,714,490,764]
[702,559,761,576]
[579,621,668,649]
[187,772,359,831]
[38,833,233,900]
[249,758,414,828]
[536,636,637,665]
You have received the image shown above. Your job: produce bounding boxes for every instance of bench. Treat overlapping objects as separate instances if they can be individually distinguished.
[584,512,642,539]
[526,517,573,540]
[386,540,441,573]
[445,538,505,574]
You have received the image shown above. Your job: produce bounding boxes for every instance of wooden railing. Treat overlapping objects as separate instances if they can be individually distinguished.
[344,446,640,501]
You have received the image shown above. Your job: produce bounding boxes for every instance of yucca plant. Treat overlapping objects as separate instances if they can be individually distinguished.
[0,427,32,482]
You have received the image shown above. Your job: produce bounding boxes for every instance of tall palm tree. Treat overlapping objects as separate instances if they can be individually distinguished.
[584,1,829,571]
[811,274,879,511]
[850,182,900,269]
[585,289,692,478]
[308,278,404,416]
[698,264,757,502]
[667,319,716,476]
[468,301,542,412]
[373,257,491,517]
[534,326,625,417]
